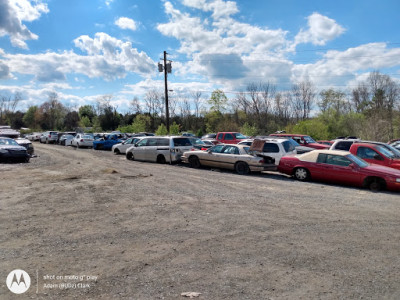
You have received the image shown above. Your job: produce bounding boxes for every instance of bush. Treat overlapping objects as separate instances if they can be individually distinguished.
[155,124,168,136]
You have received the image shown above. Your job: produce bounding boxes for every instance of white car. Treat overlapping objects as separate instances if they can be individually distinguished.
[59,134,75,146]
[112,137,143,154]
[71,133,94,148]
[26,132,42,141]
[248,138,297,165]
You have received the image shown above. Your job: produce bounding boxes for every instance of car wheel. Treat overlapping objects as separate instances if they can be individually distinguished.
[126,152,134,160]
[157,155,166,164]
[114,148,120,155]
[367,178,385,192]
[189,156,201,168]
[294,167,310,181]
[235,161,250,175]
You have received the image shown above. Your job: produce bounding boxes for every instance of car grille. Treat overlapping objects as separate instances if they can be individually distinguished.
[8,149,26,155]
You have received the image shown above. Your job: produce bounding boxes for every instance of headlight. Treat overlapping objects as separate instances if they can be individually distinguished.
[396,178,400,183]
[0,149,8,154]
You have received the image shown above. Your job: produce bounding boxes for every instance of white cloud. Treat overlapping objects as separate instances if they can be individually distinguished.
[291,43,400,88]
[295,13,345,46]
[182,0,238,19]
[0,0,49,49]
[1,32,155,82]
[115,17,137,31]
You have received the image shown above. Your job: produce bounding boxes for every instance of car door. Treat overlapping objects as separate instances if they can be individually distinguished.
[224,133,235,144]
[316,153,360,185]
[121,138,133,152]
[213,145,239,169]
[356,146,386,166]
[144,138,158,161]
[201,144,225,167]
[133,138,149,160]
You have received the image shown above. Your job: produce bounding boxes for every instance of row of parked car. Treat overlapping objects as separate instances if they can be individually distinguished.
[24,130,400,192]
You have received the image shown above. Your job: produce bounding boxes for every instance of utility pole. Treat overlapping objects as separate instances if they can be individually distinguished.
[158,51,172,133]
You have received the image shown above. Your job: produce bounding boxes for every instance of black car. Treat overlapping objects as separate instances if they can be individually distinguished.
[0,137,30,163]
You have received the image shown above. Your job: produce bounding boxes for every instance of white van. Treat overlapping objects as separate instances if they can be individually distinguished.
[126,136,193,163]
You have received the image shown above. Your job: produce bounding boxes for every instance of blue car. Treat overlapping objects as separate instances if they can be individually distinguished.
[93,134,122,150]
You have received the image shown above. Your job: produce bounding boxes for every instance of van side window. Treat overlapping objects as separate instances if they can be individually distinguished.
[136,139,148,147]
[157,138,169,146]
[147,138,157,146]
[173,138,191,146]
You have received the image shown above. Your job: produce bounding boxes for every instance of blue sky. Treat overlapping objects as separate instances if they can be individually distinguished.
[0,0,400,113]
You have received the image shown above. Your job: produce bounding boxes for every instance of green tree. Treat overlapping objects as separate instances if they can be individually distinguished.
[23,106,39,129]
[170,122,180,135]
[208,89,228,112]
[79,115,92,128]
[240,122,258,137]
[155,123,168,135]
[79,105,96,122]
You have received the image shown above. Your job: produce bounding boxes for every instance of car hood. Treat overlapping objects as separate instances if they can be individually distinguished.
[309,143,330,149]
[364,164,400,177]
[0,144,27,151]
[295,146,314,153]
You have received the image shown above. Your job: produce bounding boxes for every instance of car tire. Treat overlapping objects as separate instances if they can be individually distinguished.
[294,167,310,181]
[367,178,385,192]
[235,161,250,175]
[157,155,166,164]
[189,156,201,168]
[126,152,134,160]
[114,148,120,155]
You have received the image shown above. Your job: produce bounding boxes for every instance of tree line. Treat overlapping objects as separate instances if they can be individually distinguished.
[1,71,399,142]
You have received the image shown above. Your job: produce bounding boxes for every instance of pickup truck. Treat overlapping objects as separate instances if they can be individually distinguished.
[349,143,400,170]
[215,132,247,144]
[93,134,123,151]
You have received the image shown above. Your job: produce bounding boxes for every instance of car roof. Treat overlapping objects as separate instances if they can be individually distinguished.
[270,133,308,137]
[298,149,351,162]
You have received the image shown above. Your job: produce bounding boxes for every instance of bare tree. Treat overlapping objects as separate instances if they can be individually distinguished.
[191,91,203,118]
[291,80,315,121]
[130,96,142,114]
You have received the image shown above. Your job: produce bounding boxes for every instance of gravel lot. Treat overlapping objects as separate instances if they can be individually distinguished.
[1,142,400,299]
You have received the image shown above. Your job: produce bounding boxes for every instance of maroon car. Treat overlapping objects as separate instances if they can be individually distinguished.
[278,150,400,192]
[270,133,329,149]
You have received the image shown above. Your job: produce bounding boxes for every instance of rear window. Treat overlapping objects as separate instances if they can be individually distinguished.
[262,143,280,153]
[335,141,353,151]
[173,138,191,146]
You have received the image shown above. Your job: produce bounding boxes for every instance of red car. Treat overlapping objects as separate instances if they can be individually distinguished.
[349,143,400,170]
[278,150,400,192]
[216,132,247,144]
[270,134,329,149]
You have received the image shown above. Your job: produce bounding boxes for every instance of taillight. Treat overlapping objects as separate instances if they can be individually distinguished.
[259,159,265,164]
[191,148,196,151]
[48,134,51,138]
[80,139,84,142]
[201,147,207,150]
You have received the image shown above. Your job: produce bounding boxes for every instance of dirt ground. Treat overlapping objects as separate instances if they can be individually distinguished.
[1,142,400,299]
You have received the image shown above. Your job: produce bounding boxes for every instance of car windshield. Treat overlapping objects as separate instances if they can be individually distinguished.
[304,136,316,143]
[347,154,369,168]
[0,138,19,146]
[234,133,246,139]
[243,146,250,154]
[384,144,400,158]
[376,145,396,159]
